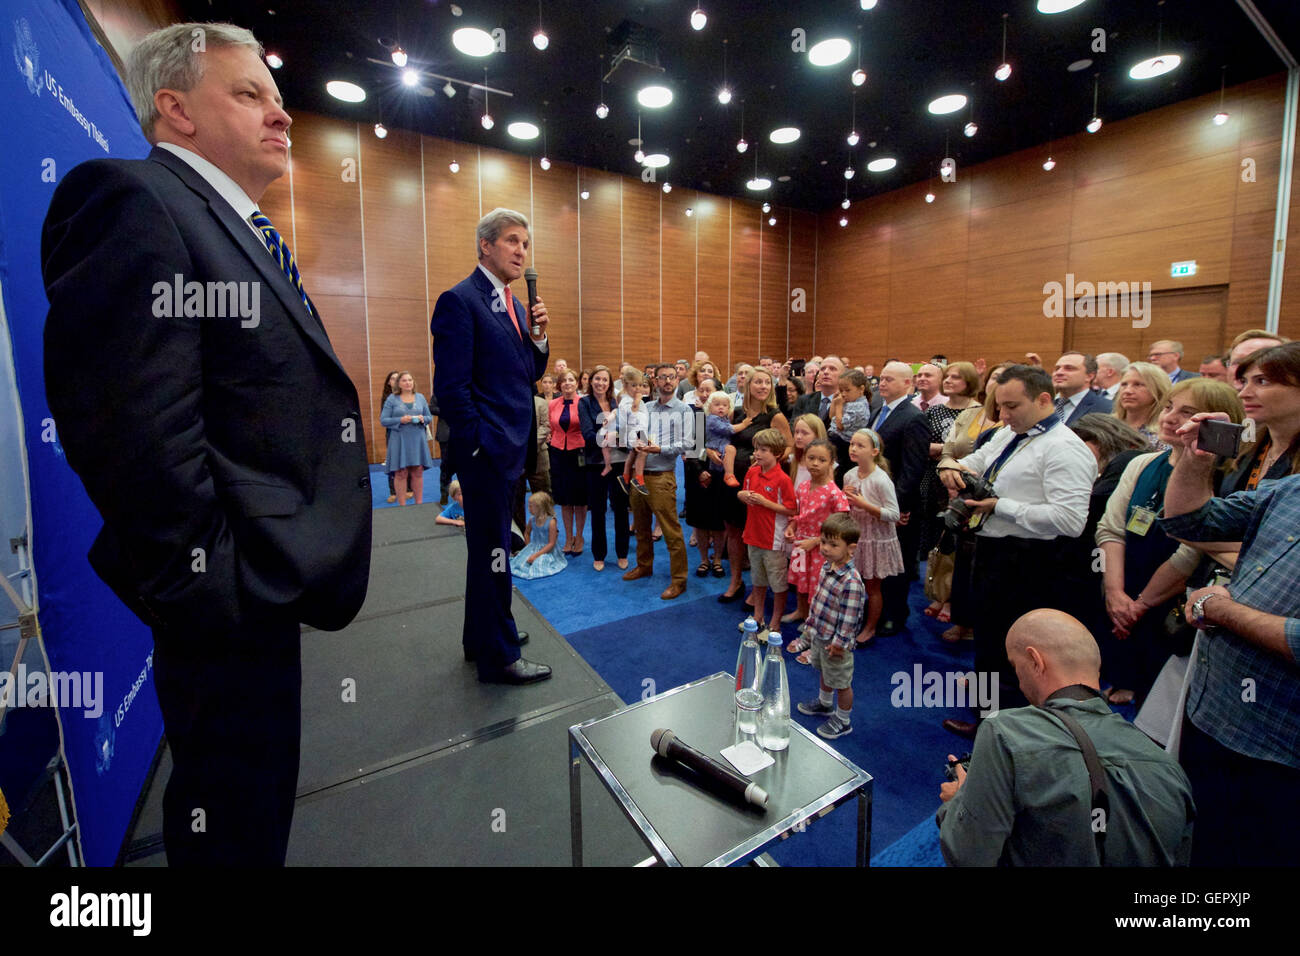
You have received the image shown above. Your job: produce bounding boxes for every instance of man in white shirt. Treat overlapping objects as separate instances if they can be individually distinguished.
[937,364,1096,735]
[910,363,948,412]
[1094,352,1128,401]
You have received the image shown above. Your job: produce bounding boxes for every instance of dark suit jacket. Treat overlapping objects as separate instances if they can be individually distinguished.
[1063,389,1113,425]
[430,269,547,480]
[872,399,929,511]
[42,147,373,635]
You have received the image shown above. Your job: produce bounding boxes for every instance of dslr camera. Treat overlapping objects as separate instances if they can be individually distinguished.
[943,473,997,532]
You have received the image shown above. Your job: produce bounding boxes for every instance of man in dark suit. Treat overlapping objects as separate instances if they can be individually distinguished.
[431,209,553,685]
[870,362,930,634]
[41,24,372,865]
[1147,340,1200,384]
[1051,352,1112,425]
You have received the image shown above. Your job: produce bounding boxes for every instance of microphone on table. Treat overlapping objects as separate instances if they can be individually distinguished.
[651,728,768,810]
[524,267,541,336]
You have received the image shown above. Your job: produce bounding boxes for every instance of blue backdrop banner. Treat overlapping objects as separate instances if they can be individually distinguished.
[1,0,161,866]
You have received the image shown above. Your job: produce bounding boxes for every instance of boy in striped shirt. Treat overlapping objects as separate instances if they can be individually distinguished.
[739,429,797,633]
[797,513,866,739]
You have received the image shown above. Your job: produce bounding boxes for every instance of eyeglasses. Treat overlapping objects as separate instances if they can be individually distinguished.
[1147,351,1175,359]
[656,374,676,381]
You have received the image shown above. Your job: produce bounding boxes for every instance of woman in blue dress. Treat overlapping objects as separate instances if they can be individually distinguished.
[511,492,567,579]
[380,371,434,505]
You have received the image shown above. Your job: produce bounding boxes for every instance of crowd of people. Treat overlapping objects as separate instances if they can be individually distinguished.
[415,331,1299,866]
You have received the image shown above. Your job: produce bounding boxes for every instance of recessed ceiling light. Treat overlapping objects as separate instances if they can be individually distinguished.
[507,121,539,139]
[718,87,732,104]
[595,102,609,119]
[746,177,772,191]
[1037,0,1086,12]
[391,47,407,67]
[1129,54,1182,80]
[928,94,967,115]
[643,153,670,168]
[402,68,419,87]
[452,27,495,57]
[326,80,366,103]
[851,68,867,86]
[808,38,852,67]
[637,85,673,108]
[860,0,878,8]
[1067,58,1093,72]
[265,52,283,69]
[867,157,896,172]
[778,175,791,182]
[769,127,800,144]
[533,30,548,51]
[373,123,388,139]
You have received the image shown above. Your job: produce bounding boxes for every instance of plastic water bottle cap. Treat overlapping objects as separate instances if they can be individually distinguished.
[743,617,757,632]
[767,632,782,645]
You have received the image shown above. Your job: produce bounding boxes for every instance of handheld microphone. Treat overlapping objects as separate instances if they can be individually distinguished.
[651,728,768,810]
[524,267,541,336]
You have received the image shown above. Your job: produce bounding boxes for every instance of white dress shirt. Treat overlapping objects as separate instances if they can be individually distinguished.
[955,418,1096,539]
[157,142,263,241]
[476,263,548,348]
[1102,383,1120,401]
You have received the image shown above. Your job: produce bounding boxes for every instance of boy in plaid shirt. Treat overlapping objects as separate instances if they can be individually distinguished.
[797,513,865,739]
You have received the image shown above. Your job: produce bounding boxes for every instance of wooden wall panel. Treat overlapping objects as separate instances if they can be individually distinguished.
[1227,209,1276,334]
[968,192,1074,260]
[288,115,365,298]
[660,187,699,361]
[1067,218,1234,291]
[366,297,432,463]
[309,293,371,454]
[530,162,581,376]
[787,211,818,359]
[621,179,663,365]
[578,170,623,368]
[759,216,791,362]
[694,197,732,373]
[964,299,1063,369]
[887,262,967,360]
[966,246,1070,307]
[729,201,762,368]
[479,151,532,230]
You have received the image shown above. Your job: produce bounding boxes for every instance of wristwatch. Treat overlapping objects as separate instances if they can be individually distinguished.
[1189,592,1222,628]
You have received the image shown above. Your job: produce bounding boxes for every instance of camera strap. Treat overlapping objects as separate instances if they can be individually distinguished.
[1039,685,1109,866]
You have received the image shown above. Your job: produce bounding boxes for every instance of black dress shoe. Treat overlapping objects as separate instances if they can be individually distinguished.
[942,718,979,739]
[717,587,746,603]
[481,658,553,684]
[876,619,903,637]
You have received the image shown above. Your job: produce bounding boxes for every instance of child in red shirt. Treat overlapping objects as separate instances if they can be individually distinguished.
[739,428,797,633]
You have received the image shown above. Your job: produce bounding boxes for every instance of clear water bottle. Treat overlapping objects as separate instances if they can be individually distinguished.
[734,618,764,740]
[757,632,791,751]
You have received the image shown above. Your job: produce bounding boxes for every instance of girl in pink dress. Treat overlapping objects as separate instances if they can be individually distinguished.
[784,440,849,659]
[842,429,904,645]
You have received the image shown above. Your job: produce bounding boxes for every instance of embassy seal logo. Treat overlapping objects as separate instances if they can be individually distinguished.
[13,17,41,96]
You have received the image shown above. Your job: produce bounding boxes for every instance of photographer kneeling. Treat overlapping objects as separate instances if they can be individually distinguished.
[937,609,1195,866]
[936,365,1096,737]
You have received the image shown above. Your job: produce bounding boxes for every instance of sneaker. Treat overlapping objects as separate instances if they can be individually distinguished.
[616,476,629,495]
[817,715,852,740]
[797,698,834,716]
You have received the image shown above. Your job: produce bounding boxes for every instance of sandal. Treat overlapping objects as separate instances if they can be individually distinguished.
[786,635,810,654]
[696,562,711,578]
[936,604,952,624]
[711,562,725,577]
[796,649,813,666]
[924,602,942,618]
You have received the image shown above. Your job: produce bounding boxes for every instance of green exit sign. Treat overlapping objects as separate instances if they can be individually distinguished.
[1171,260,1197,277]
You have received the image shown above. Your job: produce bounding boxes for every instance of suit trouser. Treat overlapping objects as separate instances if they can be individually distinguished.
[630,469,687,587]
[970,535,1066,711]
[585,462,630,562]
[1180,714,1300,866]
[152,617,301,866]
[881,497,922,623]
[460,451,523,677]
[439,441,457,501]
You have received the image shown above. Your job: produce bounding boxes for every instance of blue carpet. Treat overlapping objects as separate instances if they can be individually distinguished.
[388,459,1130,866]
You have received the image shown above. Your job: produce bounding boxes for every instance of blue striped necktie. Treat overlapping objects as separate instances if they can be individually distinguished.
[249,209,316,318]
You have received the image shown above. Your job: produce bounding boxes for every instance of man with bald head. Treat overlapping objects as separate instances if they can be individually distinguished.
[792,355,845,424]
[937,610,1195,866]
[871,362,930,633]
[910,363,948,413]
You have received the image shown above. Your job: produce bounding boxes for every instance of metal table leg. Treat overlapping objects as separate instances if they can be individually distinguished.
[569,733,583,867]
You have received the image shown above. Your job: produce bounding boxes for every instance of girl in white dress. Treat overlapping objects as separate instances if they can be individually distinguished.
[841,429,904,645]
